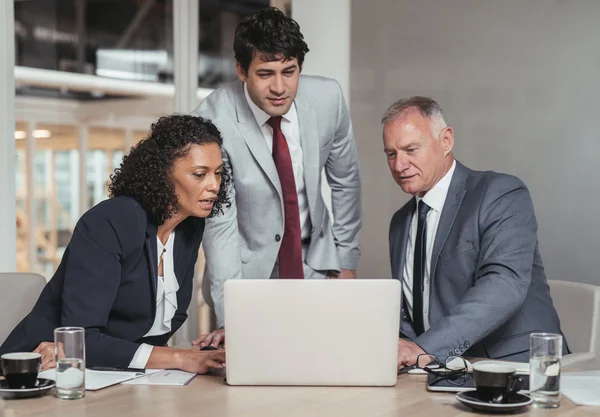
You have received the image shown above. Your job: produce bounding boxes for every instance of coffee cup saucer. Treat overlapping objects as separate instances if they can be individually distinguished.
[0,378,55,399]
[456,389,532,413]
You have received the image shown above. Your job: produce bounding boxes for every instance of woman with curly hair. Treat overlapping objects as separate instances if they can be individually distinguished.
[0,115,230,374]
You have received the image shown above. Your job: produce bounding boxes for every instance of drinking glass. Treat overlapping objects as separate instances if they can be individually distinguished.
[54,327,85,399]
[530,332,562,408]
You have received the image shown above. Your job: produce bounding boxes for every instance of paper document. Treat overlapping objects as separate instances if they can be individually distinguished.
[561,374,600,406]
[122,369,196,386]
[39,368,154,391]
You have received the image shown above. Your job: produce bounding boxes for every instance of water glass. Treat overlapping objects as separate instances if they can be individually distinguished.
[54,327,85,400]
[529,332,562,408]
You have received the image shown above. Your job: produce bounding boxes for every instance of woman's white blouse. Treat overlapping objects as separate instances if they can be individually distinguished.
[128,231,178,368]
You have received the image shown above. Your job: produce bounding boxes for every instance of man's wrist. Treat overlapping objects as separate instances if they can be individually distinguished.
[413,340,427,354]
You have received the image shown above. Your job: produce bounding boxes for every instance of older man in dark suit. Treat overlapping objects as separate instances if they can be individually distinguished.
[383,97,566,369]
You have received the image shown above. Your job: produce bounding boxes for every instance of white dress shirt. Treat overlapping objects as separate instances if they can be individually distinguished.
[403,160,456,331]
[244,83,311,239]
[128,231,179,369]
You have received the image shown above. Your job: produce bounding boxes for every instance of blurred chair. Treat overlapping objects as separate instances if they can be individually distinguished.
[549,279,600,370]
[0,272,46,345]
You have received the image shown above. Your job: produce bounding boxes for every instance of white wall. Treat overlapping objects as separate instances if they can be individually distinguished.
[292,0,351,219]
[0,1,16,272]
[292,0,350,100]
[352,0,600,285]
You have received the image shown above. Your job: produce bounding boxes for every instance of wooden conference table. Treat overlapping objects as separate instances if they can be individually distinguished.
[1,371,597,417]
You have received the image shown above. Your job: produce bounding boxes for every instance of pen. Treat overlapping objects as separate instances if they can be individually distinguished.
[88,366,146,373]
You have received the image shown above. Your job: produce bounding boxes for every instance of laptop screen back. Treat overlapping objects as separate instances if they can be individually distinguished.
[224,279,401,386]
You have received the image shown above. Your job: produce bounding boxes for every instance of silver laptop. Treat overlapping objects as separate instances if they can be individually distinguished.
[224,279,401,386]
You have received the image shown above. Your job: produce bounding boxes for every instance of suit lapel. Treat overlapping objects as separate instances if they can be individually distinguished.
[396,198,415,280]
[395,198,417,339]
[144,221,158,303]
[430,161,469,279]
[172,217,203,287]
[232,81,282,199]
[295,86,320,219]
[173,220,188,287]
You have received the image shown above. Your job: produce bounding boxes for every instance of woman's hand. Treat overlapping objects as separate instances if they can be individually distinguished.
[175,349,226,374]
[33,341,64,370]
[192,328,225,349]
[147,346,225,374]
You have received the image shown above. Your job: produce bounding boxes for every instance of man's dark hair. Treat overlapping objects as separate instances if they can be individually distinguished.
[234,7,309,74]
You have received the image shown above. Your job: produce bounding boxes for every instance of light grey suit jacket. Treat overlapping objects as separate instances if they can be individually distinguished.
[389,161,565,362]
[193,75,361,326]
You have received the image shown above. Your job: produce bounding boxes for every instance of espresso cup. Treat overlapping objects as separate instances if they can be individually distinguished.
[472,363,525,404]
[1,352,42,389]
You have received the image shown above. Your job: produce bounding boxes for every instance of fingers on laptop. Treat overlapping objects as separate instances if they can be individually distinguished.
[210,329,225,347]
[398,355,412,370]
[397,347,417,369]
[204,351,226,370]
[205,360,223,370]
[195,329,225,348]
[192,333,217,346]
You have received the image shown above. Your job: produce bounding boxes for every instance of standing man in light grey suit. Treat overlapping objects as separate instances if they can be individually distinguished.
[192,7,361,345]
[383,97,565,368]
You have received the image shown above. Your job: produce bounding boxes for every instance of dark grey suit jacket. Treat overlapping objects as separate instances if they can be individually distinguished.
[389,161,566,362]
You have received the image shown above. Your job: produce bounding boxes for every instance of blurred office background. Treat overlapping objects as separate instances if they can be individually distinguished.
[10,0,281,277]
[1,0,599,342]
[1,0,289,342]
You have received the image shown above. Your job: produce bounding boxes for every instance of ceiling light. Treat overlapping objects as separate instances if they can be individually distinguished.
[14,129,52,139]
[33,129,51,138]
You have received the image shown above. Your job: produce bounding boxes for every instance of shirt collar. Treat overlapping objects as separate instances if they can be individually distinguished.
[243,82,296,127]
[416,160,457,213]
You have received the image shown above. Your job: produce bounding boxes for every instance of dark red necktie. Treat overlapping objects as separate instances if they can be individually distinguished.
[267,116,304,279]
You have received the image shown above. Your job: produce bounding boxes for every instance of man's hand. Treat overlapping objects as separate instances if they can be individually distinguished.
[397,339,426,370]
[33,341,64,370]
[192,328,225,349]
[328,268,357,279]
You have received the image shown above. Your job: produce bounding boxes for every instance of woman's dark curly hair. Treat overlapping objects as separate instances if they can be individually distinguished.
[108,114,231,225]
[234,7,310,74]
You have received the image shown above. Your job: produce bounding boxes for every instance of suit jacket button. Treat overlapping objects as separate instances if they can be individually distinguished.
[275,234,281,242]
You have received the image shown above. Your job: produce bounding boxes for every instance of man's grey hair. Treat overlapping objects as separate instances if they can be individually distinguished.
[381,96,448,136]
